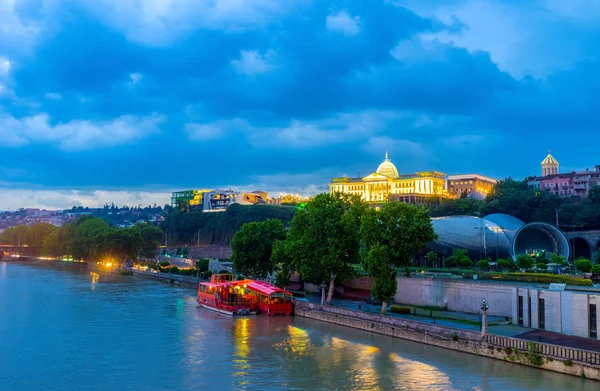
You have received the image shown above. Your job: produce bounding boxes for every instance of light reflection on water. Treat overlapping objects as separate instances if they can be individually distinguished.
[0,261,598,391]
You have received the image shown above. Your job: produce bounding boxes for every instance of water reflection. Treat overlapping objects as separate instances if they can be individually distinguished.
[2,261,599,391]
[90,272,99,289]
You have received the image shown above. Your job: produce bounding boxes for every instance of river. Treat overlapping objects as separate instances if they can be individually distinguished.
[0,261,595,391]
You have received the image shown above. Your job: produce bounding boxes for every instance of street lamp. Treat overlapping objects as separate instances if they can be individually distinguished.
[197,228,201,247]
[481,299,489,336]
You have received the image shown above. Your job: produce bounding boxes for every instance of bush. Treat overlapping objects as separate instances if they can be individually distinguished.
[390,305,411,314]
[535,262,548,271]
[496,259,511,271]
[443,258,458,268]
[592,264,600,276]
[169,266,180,274]
[159,260,170,267]
[196,258,209,272]
[118,270,133,276]
[516,254,534,270]
[202,270,213,279]
[477,272,593,286]
[574,259,593,273]
[477,260,490,271]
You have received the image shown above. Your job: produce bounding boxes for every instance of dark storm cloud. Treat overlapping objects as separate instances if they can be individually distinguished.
[0,0,599,208]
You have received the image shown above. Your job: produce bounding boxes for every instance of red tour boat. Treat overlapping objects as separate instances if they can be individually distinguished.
[246,280,293,316]
[197,274,257,315]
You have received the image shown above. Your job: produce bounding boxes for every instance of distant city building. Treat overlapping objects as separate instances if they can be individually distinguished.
[528,151,600,198]
[267,194,306,205]
[447,174,497,199]
[329,152,448,205]
[171,189,267,212]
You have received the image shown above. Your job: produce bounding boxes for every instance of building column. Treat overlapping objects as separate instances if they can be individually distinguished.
[530,290,539,329]
[511,288,518,325]
[523,289,530,327]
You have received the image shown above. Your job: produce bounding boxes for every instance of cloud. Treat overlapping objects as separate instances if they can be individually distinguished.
[0,189,170,211]
[129,72,143,85]
[231,50,276,75]
[361,136,430,160]
[0,113,164,150]
[44,92,63,100]
[326,10,361,36]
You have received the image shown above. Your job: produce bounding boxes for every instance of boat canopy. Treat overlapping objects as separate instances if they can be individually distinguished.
[247,281,290,296]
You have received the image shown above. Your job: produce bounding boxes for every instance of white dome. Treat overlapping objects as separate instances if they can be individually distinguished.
[376,152,399,178]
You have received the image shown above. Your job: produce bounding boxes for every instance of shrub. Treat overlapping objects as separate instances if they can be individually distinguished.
[535,262,548,271]
[477,260,490,271]
[574,259,593,273]
[390,305,411,314]
[159,260,170,267]
[169,266,180,274]
[118,270,133,276]
[459,258,473,269]
[516,254,534,270]
[496,259,511,271]
[592,264,600,276]
[477,272,592,286]
[443,258,458,268]
[196,258,209,272]
[563,360,573,367]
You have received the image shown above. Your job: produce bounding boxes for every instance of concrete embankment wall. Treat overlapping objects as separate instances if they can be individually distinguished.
[393,277,514,317]
[295,302,600,381]
[131,270,198,289]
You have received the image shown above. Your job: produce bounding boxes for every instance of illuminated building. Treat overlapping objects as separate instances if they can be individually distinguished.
[447,174,497,199]
[329,152,448,204]
[171,189,268,212]
[170,190,212,207]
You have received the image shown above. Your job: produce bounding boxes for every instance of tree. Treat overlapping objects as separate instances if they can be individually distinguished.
[426,251,438,267]
[0,225,30,245]
[444,249,471,269]
[41,226,70,257]
[592,264,600,276]
[230,219,286,280]
[588,186,600,205]
[132,223,164,259]
[67,217,111,260]
[549,252,567,265]
[363,243,397,313]
[536,262,548,271]
[284,193,367,306]
[516,254,534,270]
[595,250,600,265]
[574,258,593,273]
[496,259,514,271]
[271,238,298,290]
[25,223,57,255]
[477,260,490,271]
[361,202,436,313]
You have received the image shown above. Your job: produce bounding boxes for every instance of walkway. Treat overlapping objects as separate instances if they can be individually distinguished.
[516,330,600,353]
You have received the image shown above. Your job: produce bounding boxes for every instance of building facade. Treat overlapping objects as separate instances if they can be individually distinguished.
[447,174,497,199]
[329,153,448,204]
[528,152,600,198]
[171,189,267,212]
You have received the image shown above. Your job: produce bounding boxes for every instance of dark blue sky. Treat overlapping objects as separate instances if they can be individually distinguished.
[1,0,599,209]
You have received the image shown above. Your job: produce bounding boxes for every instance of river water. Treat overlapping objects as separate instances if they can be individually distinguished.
[0,261,595,391]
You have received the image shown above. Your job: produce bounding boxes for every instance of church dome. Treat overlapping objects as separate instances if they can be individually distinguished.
[541,152,558,166]
[376,152,399,179]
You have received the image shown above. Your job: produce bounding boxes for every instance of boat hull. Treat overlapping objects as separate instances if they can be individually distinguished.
[199,302,257,316]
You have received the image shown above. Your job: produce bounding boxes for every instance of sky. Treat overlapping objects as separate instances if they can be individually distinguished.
[1,0,599,210]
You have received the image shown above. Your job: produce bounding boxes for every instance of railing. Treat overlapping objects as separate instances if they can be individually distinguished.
[485,334,600,365]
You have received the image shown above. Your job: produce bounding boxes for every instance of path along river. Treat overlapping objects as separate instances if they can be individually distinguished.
[0,261,596,391]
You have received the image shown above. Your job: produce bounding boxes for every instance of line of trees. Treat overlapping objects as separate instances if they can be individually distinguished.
[0,216,164,263]
[230,193,436,314]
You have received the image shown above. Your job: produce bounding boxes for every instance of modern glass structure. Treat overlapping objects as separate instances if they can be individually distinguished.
[429,213,571,260]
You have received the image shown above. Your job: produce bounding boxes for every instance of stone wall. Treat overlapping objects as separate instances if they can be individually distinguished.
[394,277,514,317]
[295,302,600,381]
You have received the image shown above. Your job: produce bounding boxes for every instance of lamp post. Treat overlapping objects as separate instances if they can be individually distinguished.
[197,228,201,247]
[481,299,489,336]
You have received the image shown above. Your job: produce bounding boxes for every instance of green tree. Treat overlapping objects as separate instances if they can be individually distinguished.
[182,247,189,258]
[444,249,471,269]
[196,258,209,272]
[361,202,436,313]
[536,262,548,271]
[230,219,286,280]
[132,223,164,259]
[549,253,566,265]
[496,258,513,271]
[477,260,490,271]
[284,193,367,306]
[591,264,600,276]
[271,238,298,290]
[0,225,30,245]
[516,254,534,270]
[426,251,438,267]
[588,186,600,205]
[25,223,57,256]
[41,227,70,257]
[574,258,593,273]
[67,217,111,260]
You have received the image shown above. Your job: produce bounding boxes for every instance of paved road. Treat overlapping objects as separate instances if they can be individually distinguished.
[516,330,600,352]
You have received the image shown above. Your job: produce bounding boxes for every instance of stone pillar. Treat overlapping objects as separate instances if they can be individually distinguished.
[530,290,539,329]
[523,289,530,327]
[511,288,518,325]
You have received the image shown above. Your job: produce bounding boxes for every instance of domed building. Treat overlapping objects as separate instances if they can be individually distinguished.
[329,152,448,204]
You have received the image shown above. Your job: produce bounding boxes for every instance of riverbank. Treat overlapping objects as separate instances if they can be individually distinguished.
[130,268,199,288]
[294,301,600,381]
